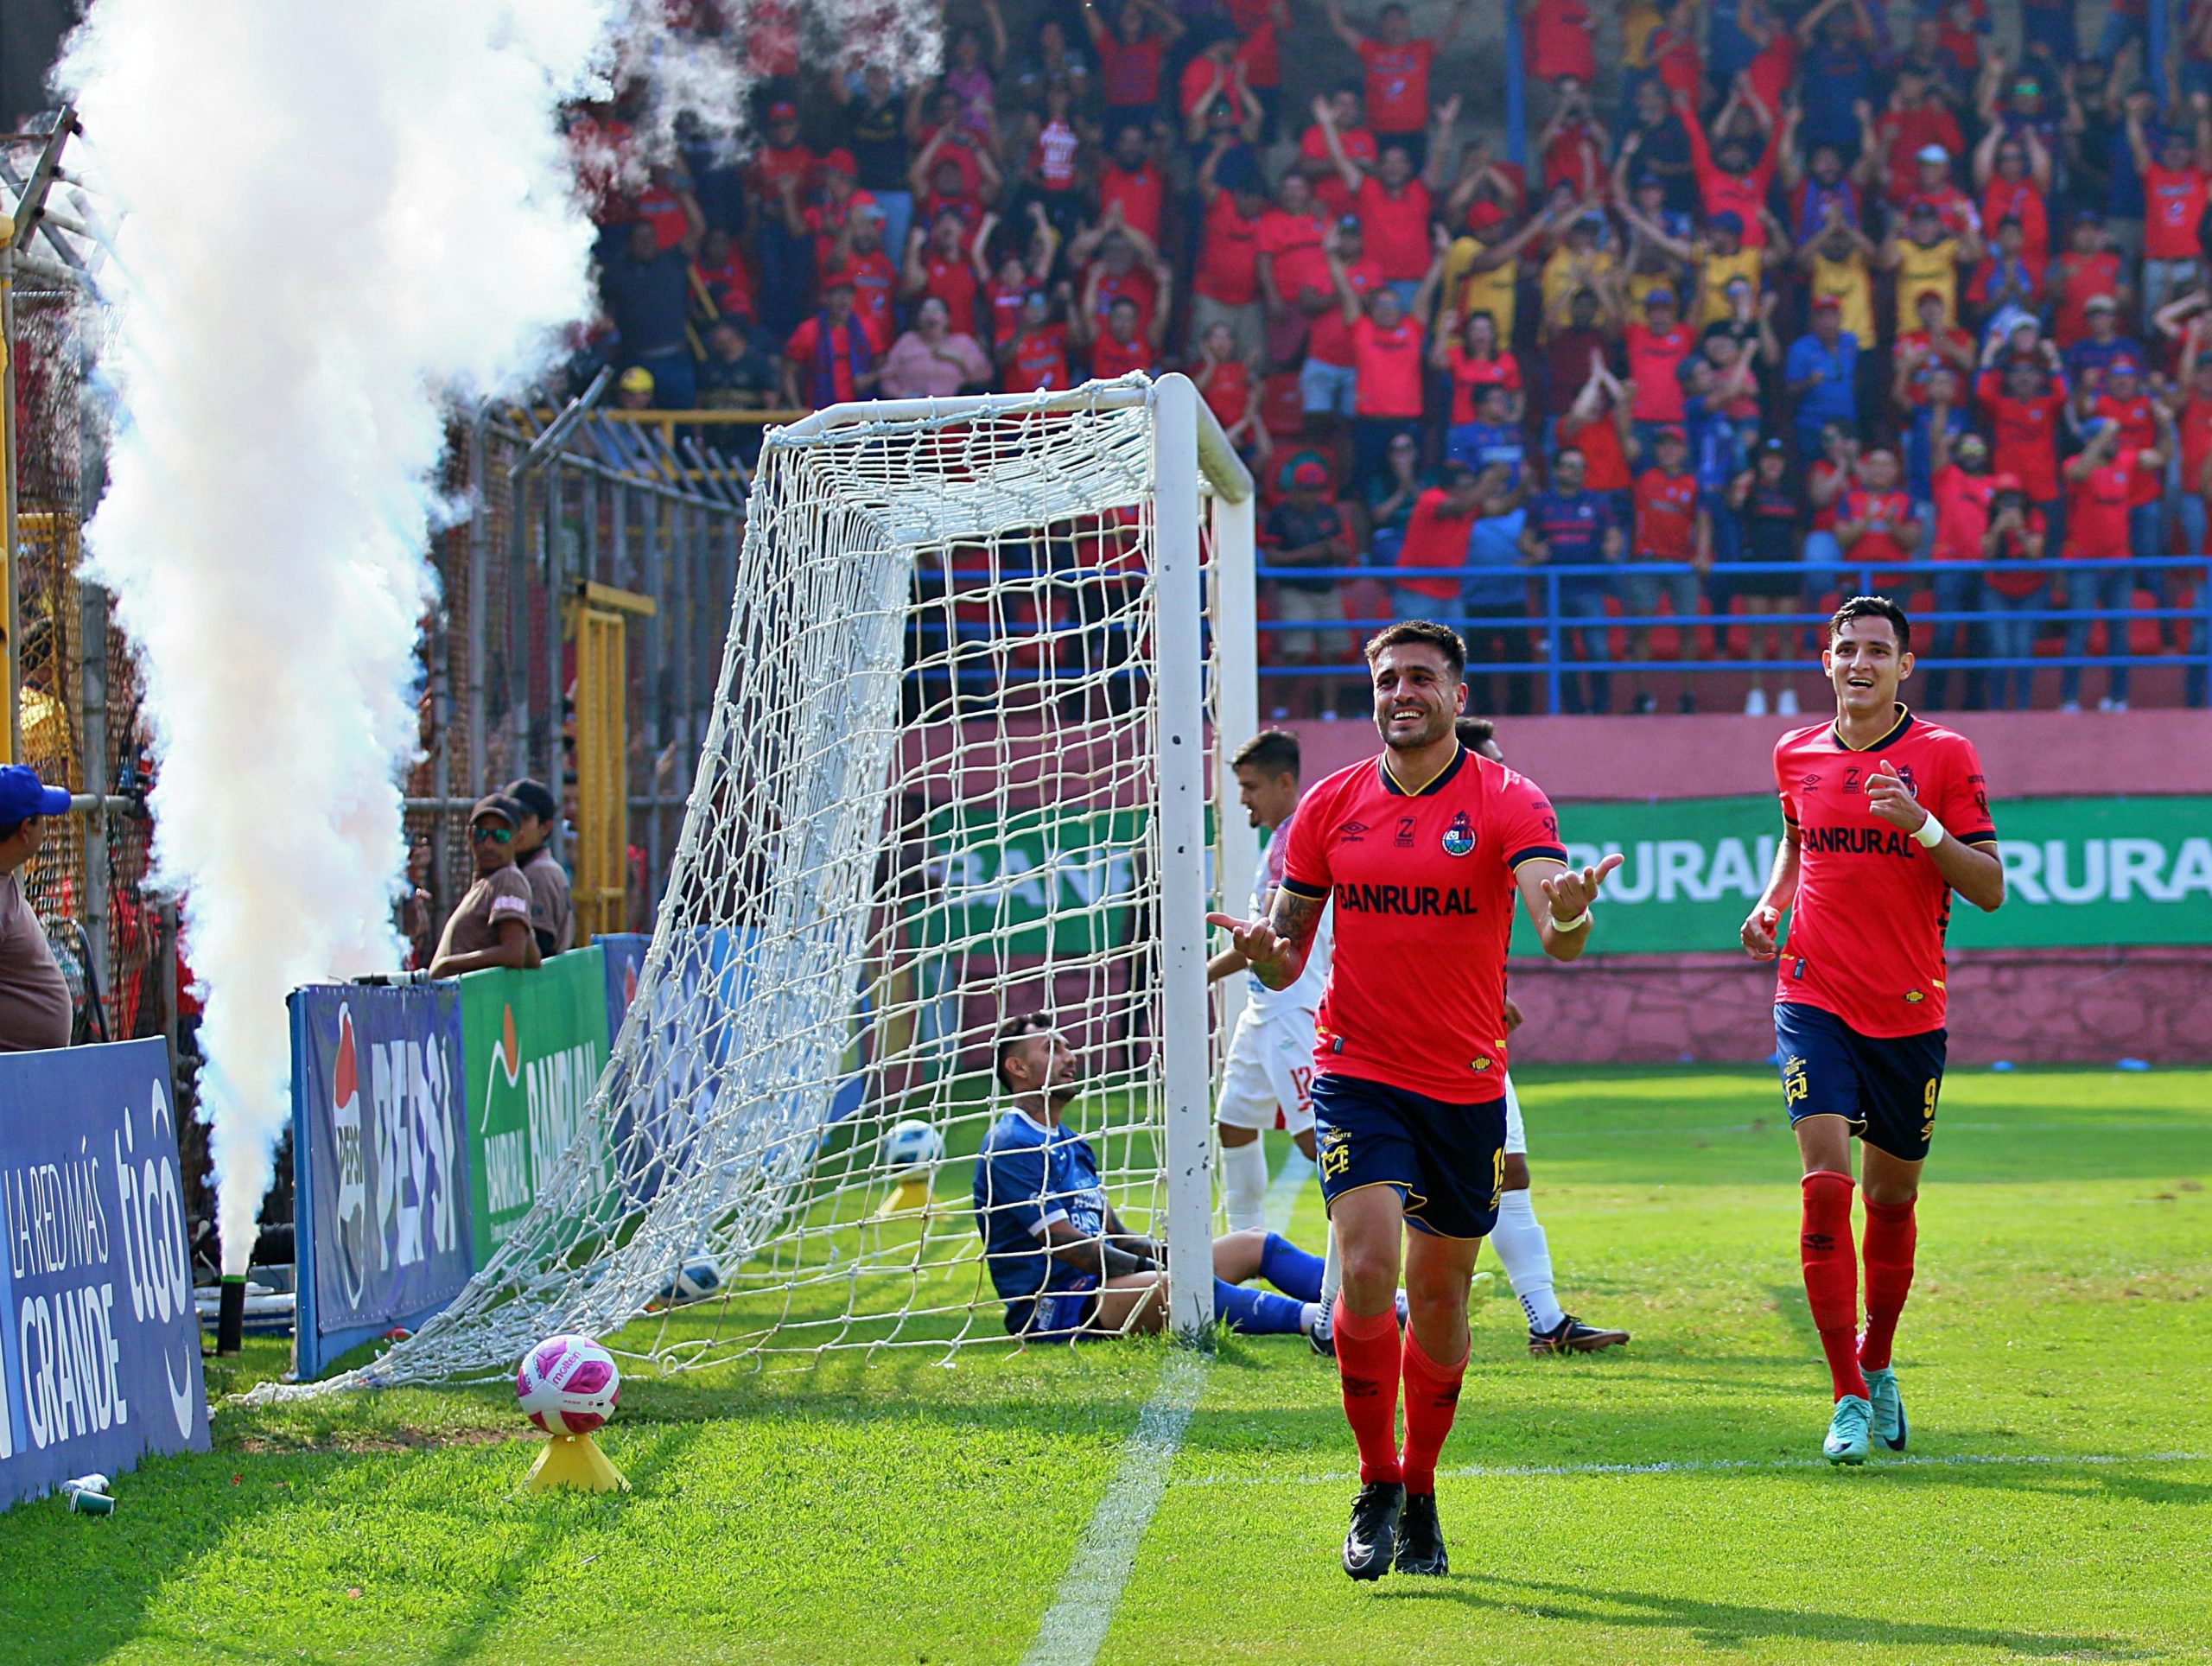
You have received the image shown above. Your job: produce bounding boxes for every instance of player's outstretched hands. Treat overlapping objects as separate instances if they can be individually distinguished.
[1541,854,1623,925]
[1866,757,1929,834]
[1207,911,1290,975]
[1741,902,1782,959]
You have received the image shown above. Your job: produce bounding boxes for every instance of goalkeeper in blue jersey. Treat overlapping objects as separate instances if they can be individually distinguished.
[974,1014,1338,1344]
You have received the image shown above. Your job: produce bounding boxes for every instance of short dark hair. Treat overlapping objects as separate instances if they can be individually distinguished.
[1363,620,1466,681]
[1453,715,1497,750]
[0,820,22,845]
[994,1014,1055,1091]
[1231,728,1300,778]
[1830,595,1911,652]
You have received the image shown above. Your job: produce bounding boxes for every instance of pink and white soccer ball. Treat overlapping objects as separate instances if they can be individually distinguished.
[516,1334,620,1435]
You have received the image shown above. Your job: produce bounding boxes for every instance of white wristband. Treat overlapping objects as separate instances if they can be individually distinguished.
[1912,814,1947,849]
[1549,907,1592,932]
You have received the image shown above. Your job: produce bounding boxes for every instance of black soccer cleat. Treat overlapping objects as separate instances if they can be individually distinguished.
[1529,1313,1632,1356]
[1392,1490,1449,1576]
[1342,1481,1404,1580]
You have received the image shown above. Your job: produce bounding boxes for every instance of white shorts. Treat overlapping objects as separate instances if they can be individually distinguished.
[1503,1072,1526,1156]
[1217,1003,1317,1136]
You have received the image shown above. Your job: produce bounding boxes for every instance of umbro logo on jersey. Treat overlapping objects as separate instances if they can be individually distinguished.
[1800,773,1821,792]
[1441,811,1475,857]
[1338,821,1370,843]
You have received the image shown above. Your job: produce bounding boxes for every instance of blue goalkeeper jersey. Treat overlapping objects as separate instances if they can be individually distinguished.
[972,1107,1108,1305]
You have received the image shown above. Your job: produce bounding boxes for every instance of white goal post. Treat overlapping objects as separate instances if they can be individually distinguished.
[270,372,1257,1393]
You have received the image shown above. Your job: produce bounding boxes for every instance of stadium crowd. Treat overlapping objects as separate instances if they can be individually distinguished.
[574,0,2212,713]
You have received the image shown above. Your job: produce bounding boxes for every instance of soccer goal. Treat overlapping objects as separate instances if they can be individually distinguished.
[319,373,1256,1388]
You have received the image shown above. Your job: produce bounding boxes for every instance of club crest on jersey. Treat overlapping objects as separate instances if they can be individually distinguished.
[1441,811,1475,857]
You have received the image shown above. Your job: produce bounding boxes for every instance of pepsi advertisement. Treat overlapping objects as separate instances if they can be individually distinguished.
[291,983,473,1379]
[0,1038,210,1509]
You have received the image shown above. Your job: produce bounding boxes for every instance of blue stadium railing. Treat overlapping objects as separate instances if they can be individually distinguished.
[1248,554,2211,713]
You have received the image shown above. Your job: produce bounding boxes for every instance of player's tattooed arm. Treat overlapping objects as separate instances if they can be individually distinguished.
[1205,887,1323,989]
[1741,820,1802,959]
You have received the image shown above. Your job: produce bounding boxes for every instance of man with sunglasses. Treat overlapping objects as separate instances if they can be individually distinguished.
[428,795,543,978]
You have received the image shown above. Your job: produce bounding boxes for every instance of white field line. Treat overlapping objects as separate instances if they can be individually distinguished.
[1020,1150,1313,1664]
[1021,1349,1210,1666]
[1173,1449,2212,1488]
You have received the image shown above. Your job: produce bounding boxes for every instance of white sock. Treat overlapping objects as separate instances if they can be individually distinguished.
[1220,1136,1268,1232]
[1490,1188,1565,1332]
[1300,1301,1322,1335]
[1319,1222,1342,1312]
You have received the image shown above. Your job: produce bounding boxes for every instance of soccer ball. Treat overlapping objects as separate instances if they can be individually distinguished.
[655,1254,724,1309]
[515,1334,620,1435]
[881,1118,944,1175]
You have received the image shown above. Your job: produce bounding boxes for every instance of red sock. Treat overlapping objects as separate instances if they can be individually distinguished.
[1332,1299,1403,1485]
[1859,1196,1917,1372]
[1800,1172,1867,1401]
[1397,1326,1468,1495]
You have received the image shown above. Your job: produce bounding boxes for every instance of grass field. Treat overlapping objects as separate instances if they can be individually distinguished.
[4,1065,2209,1666]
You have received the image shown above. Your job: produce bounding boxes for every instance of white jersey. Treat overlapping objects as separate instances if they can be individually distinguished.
[1246,809,1332,1014]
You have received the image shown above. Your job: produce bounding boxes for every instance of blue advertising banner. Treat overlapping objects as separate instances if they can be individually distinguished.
[0,1038,210,1510]
[290,984,473,1380]
[597,932,649,1046]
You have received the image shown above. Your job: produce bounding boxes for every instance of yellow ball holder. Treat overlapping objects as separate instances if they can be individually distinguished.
[524,1430,629,1492]
[873,1176,934,1219]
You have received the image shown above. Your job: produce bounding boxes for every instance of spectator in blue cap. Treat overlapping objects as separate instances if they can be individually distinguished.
[0,765,75,1052]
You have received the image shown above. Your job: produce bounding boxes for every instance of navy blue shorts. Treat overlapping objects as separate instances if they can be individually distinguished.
[1312,1071,1507,1240]
[1004,1278,1100,1341]
[1775,1002,1947,1162]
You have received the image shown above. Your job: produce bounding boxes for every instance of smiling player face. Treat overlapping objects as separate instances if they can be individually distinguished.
[1004,1031,1080,1105]
[1369,643,1465,753]
[1823,615,1913,720]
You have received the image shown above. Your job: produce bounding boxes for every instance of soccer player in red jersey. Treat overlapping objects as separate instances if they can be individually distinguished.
[1208,620,1621,1579]
[1741,596,2005,1465]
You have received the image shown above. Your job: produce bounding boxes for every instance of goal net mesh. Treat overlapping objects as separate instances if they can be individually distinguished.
[325,378,1231,1388]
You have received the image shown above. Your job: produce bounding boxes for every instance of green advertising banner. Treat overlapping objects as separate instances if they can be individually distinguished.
[458,947,613,1264]
[1507,794,2212,957]
[912,806,1147,955]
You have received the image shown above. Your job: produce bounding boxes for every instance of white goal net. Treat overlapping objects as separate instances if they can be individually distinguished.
[309,374,1255,1389]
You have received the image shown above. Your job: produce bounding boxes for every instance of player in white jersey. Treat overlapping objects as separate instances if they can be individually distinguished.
[1207,731,1334,1232]
[1457,717,1630,1356]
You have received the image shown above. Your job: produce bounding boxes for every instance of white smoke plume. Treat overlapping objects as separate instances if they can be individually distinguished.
[57,0,942,1281]
[59,1,617,1274]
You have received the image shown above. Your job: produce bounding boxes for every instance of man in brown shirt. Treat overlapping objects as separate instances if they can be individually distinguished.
[0,766,77,1051]
[504,778,575,957]
[428,796,543,979]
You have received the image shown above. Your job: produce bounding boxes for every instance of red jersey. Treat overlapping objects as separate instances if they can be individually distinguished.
[2182,397,2212,496]
[691,245,755,320]
[826,251,898,352]
[1228,0,1281,84]
[1308,258,1383,366]
[1097,35,1167,105]
[1684,111,1779,247]
[2143,162,2210,260]
[984,280,1031,348]
[1929,464,1993,561]
[1301,124,1378,217]
[1003,324,1070,394]
[1195,193,1263,305]
[1397,488,1477,600]
[1446,348,1522,425]
[1625,322,1693,422]
[1525,0,1596,80]
[2051,251,2123,346]
[1198,359,1252,429]
[1975,369,2067,500]
[1092,264,1161,334]
[2068,449,2151,556]
[1281,747,1567,1101]
[922,253,981,338]
[1352,315,1424,416]
[1356,176,1433,282]
[1097,162,1165,244]
[2094,393,2162,506]
[1878,107,1965,203]
[1257,207,1331,303]
[1981,175,2049,259]
[785,316,866,405]
[1773,709,1997,1038]
[1632,467,1700,559]
[1839,487,1916,572]
[1357,37,1436,132]
[1091,332,1154,380]
[1558,406,1630,491]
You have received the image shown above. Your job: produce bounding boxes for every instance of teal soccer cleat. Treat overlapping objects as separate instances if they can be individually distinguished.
[1823,1395,1872,1466]
[1864,1366,1908,1452]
